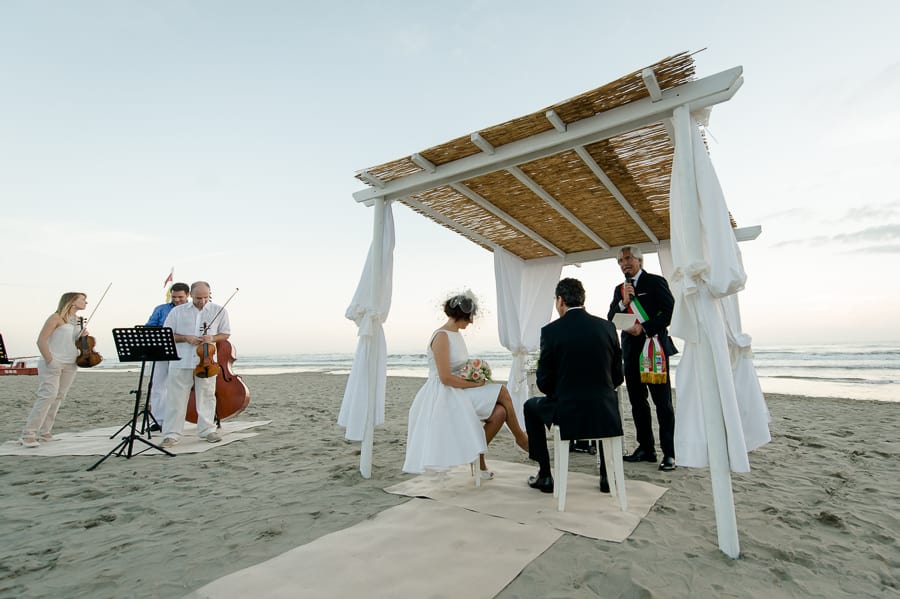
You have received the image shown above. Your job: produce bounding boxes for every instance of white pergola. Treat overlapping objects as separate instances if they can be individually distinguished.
[340,53,771,558]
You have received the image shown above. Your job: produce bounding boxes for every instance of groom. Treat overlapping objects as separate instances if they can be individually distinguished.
[524,278,624,493]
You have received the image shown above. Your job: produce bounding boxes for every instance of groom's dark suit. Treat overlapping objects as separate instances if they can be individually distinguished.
[525,307,624,474]
[608,269,677,459]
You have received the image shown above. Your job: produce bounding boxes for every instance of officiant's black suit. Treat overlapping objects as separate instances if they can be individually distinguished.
[608,269,678,460]
[525,307,624,474]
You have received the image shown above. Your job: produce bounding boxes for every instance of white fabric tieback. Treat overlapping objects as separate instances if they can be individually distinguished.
[356,308,384,337]
[509,347,530,392]
[671,261,710,294]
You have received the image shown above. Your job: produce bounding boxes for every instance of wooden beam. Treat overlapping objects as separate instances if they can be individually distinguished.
[410,153,436,173]
[641,68,663,102]
[507,166,610,250]
[450,183,566,257]
[357,169,384,189]
[470,132,495,155]
[545,109,567,132]
[562,225,761,265]
[400,196,499,251]
[572,145,659,244]
[354,66,744,204]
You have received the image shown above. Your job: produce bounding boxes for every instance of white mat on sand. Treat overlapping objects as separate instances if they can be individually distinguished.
[185,498,563,599]
[0,421,270,456]
[386,460,667,542]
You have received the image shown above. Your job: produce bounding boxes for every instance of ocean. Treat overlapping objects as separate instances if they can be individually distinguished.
[90,343,899,403]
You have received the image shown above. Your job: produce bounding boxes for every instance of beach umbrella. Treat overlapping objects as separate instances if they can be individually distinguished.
[338,199,394,478]
[667,105,770,557]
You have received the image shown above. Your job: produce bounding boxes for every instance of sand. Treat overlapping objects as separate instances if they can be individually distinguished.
[1,371,897,598]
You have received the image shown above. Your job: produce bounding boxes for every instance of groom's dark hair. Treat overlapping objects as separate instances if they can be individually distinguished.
[555,278,585,308]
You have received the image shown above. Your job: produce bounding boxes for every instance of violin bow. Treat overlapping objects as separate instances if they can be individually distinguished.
[203,287,239,330]
[82,282,112,325]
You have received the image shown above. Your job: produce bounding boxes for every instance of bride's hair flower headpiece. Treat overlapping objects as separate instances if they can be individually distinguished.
[445,289,478,316]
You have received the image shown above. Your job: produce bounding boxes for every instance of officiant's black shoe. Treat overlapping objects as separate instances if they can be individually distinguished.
[149,423,162,433]
[659,456,676,471]
[527,474,554,493]
[599,476,610,494]
[623,447,657,463]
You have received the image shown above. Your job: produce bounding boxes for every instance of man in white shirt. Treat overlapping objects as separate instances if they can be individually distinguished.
[160,281,231,447]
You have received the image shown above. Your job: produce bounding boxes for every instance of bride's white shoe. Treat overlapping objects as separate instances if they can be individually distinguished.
[470,464,495,480]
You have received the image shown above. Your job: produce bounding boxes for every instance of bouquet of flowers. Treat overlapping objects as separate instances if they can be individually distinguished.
[460,358,492,382]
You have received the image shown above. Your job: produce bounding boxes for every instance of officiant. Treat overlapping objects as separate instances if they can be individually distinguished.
[607,246,678,472]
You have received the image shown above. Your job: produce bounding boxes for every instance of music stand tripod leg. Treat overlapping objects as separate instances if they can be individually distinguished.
[89,327,180,471]
[139,361,162,436]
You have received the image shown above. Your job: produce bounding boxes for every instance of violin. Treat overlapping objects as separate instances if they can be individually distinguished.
[187,338,250,424]
[193,321,220,379]
[75,317,103,368]
[75,283,111,368]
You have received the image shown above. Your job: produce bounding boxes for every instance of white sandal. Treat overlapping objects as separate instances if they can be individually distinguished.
[20,437,40,448]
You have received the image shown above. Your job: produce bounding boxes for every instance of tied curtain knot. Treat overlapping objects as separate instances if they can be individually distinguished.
[509,347,530,392]
[671,261,710,295]
[356,308,383,337]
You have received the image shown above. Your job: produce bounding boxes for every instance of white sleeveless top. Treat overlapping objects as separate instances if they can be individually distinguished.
[48,319,80,363]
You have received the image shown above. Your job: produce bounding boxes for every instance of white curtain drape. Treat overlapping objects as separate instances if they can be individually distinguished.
[338,202,394,441]
[668,108,769,473]
[493,249,563,424]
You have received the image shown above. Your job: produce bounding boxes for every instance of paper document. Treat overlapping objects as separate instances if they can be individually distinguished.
[612,312,641,330]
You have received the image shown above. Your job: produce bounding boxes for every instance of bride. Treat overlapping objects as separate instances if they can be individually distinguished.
[403,291,528,478]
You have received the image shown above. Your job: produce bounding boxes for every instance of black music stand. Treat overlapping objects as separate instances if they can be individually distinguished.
[109,326,164,439]
[88,327,179,471]
[0,333,12,365]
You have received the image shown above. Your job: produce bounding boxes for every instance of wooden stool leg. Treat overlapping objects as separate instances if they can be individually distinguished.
[603,437,627,511]
[552,426,560,498]
[554,427,570,511]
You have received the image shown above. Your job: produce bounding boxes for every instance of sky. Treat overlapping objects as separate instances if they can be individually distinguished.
[1,1,898,358]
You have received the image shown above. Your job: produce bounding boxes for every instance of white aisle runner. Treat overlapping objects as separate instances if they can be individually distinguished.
[386,460,668,542]
[0,420,270,456]
[185,499,563,599]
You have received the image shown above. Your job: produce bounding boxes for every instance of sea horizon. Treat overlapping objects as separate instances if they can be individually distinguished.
[77,342,900,404]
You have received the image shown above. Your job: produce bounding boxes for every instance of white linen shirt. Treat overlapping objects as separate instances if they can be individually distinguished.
[163,302,231,370]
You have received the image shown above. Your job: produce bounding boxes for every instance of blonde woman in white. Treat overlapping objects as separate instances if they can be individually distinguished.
[20,292,89,447]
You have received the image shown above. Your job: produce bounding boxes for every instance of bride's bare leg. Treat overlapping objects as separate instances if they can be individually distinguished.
[484,405,506,444]
[481,405,506,470]
[496,385,528,451]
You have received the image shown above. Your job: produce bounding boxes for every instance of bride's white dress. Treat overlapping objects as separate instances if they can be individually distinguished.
[402,329,503,474]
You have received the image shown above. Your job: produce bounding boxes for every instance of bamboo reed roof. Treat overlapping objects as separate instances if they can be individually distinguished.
[355,52,742,263]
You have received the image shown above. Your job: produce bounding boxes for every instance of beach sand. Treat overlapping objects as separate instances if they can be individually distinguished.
[1,372,897,598]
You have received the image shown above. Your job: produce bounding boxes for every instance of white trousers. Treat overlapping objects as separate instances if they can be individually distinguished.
[164,367,217,440]
[23,359,78,438]
[148,360,170,423]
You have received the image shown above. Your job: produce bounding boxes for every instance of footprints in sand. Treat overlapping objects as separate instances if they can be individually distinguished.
[80,512,117,529]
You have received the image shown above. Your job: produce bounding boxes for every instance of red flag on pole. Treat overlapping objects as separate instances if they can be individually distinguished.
[164,268,174,302]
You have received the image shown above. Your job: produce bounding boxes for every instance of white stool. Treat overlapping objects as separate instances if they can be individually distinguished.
[470,455,485,488]
[552,427,627,512]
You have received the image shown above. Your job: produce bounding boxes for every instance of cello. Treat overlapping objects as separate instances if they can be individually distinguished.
[186,288,250,424]
[75,282,112,368]
[186,338,250,424]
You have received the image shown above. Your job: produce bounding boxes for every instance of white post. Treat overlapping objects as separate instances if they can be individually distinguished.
[360,197,385,479]
[673,105,740,558]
